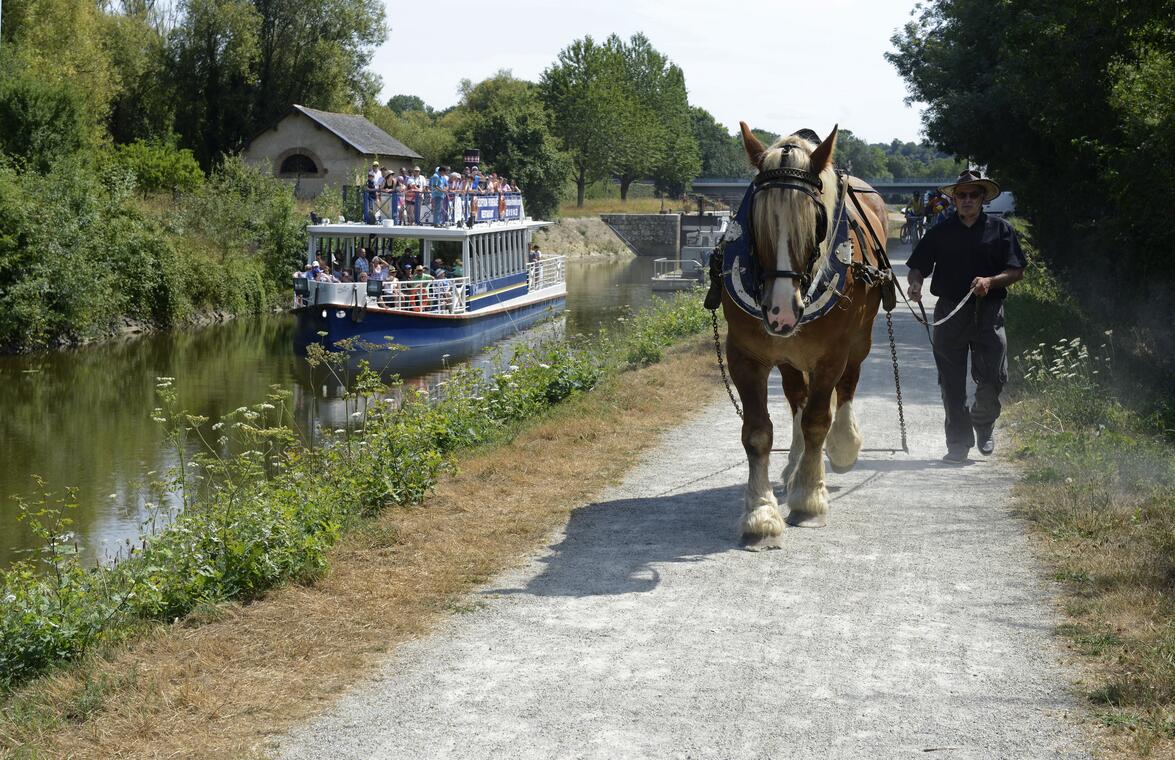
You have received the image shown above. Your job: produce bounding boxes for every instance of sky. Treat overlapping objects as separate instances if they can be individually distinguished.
[370,0,927,145]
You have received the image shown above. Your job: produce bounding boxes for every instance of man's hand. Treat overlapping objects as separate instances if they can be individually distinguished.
[971,276,992,297]
[907,270,924,303]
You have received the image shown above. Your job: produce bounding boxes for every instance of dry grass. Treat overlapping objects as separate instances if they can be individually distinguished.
[1007,401,1175,759]
[0,339,721,759]
[532,216,631,257]
[558,197,719,217]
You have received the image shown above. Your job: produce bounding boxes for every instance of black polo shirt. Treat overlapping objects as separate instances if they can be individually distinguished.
[905,212,1027,301]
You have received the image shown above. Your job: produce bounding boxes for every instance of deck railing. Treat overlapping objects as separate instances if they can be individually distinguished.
[372,278,469,314]
[528,256,565,292]
[653,257,703,280]
[293,277,470,314]
[341,186,526,227]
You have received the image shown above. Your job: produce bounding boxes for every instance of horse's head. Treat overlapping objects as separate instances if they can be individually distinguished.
[739,122,839,337]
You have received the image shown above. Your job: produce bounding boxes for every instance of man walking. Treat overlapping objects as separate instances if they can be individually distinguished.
[906,169,1026,464]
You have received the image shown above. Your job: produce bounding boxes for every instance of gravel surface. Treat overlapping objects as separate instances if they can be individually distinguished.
[276,260,1091,760]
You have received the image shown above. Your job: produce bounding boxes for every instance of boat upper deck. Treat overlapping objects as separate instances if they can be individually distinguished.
[307,218,552,240]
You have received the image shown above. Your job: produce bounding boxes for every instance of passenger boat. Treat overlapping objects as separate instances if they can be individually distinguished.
[292,218,565,356]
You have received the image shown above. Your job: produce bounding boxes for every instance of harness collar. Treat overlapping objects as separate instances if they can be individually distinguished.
[719,174,854,325]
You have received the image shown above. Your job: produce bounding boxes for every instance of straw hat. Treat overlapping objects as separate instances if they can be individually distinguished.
[939,169,1001,202]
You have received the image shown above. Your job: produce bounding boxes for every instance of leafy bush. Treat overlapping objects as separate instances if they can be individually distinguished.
[0,293,709,689]
[0,155,304,349]
[0,69,89,172]
[107,139,203,194]
[182,156,306,293]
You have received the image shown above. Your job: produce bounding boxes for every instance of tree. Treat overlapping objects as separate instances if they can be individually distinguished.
[690,106,747,178]
[834,129,892,179]
[539,35,627,207]
[0,65,90,172]
[102,10,175,144]
[0,0,119,138]
[250,0,386,127]
[887,0,1175,287]
[363,104,457,172]
[165,0,386,168]
[386,94,431,115]
[609,33,699,202]
[451,73,570,220]
[167,0,259,168]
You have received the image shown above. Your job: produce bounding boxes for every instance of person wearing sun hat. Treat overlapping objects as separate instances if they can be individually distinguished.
[905,168,1027,464]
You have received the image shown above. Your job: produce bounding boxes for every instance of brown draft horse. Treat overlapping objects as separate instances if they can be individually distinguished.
[724,123,887,549]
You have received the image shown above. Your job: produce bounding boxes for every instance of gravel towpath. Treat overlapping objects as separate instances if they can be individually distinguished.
[276,261,1091,760]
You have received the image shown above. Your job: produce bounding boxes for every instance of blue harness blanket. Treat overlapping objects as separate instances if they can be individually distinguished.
[720,182,856,325]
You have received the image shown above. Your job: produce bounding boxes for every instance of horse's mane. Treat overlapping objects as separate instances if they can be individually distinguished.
[752,134,838,274]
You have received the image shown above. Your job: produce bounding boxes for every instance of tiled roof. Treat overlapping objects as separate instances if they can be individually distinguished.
[293,104,422,159]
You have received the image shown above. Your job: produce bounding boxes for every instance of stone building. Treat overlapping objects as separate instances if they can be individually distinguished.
[243,104,423,198]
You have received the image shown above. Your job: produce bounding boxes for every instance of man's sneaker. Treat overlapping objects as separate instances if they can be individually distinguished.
[942,448,969,464]
[975,424,995,456]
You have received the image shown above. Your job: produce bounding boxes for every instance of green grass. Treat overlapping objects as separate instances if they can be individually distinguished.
[1003,221,1175,756]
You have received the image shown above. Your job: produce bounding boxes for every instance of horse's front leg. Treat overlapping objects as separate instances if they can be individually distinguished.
[778,363,807,486]
[786,363,842,528]
[727,340,783,550]
[826,360,864,474]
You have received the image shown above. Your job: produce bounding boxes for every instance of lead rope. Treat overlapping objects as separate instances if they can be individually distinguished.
[711,309,743,419]
[885,311,909,453]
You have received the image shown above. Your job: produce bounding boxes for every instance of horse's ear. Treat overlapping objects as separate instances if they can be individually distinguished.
[740,121,766,168]
[809,124,839,172]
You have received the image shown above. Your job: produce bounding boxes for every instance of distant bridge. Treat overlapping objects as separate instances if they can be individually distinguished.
[691,177,959,209]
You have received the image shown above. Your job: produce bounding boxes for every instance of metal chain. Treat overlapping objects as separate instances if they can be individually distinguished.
[710,309,743,419]
[886,311,909,453]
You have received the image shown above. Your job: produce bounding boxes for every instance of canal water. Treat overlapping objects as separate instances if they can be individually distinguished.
[0,256,672,569]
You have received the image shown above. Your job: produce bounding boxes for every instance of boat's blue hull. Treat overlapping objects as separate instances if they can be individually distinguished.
[293,291,566,356]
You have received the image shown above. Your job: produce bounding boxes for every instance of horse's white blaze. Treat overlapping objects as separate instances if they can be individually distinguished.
[765,229,799,331]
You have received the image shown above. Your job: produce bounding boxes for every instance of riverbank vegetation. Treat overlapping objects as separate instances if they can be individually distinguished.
[0,296,708,716]
[1003,224,1175,757]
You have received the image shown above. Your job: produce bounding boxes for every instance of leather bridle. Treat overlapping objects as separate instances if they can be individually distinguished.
[748,151,828,293]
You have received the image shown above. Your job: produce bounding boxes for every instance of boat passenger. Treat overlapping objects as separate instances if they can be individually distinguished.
[371,257,388,281]
[451,261,464,278]
[449,172,466,226]
[433,269,453,311]
[354,248,370,277]
[528,243,542,263]
[410,265,434,311]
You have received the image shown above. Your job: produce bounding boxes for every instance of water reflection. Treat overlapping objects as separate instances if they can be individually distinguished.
[0,256,668,568]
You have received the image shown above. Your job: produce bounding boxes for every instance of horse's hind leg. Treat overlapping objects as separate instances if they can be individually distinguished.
[826,360,864,474]
[779,364,807,488]
[727,340,784,550]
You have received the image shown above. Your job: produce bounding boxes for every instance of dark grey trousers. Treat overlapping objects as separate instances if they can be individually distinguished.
[932,296,1009,452]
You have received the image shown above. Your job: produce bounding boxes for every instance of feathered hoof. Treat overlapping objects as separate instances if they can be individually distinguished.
[785,509,828,528]
[741,532,784,551]
[739,502,784,548]
[786,481,829,528]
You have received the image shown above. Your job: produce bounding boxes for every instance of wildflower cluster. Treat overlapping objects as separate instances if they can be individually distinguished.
[1016,332,1114,392]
